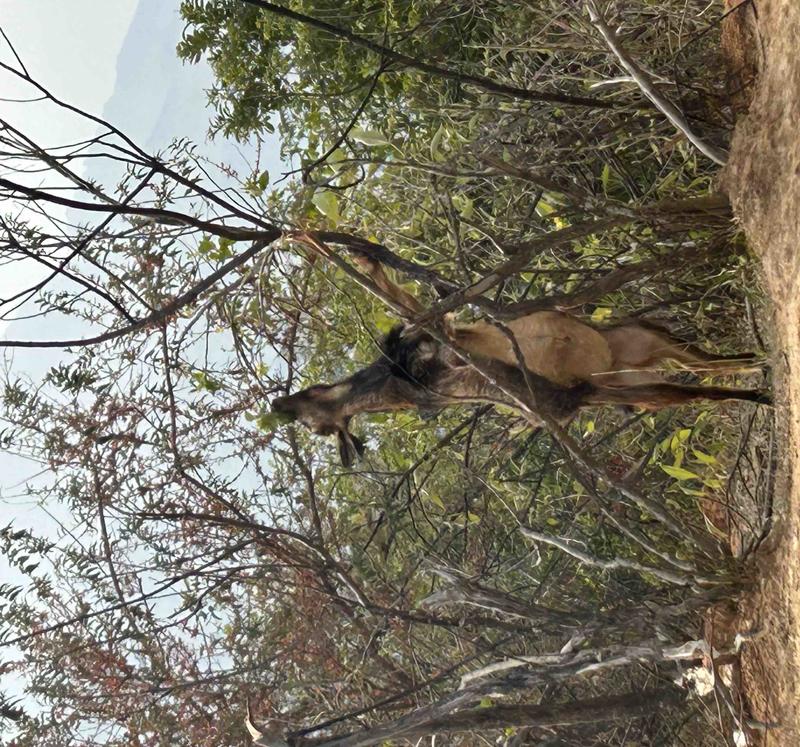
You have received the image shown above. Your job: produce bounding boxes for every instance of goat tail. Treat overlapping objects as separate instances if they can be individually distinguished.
[584,383,772,410]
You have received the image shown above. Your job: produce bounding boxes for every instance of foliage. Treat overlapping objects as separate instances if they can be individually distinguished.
[0,2,766,746]
[179,0,513,147]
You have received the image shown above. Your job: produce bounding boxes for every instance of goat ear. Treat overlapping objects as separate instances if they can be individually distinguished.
[337,429,365,467]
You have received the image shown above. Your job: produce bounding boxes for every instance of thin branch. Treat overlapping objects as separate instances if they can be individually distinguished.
[520,527,697,586]
[585,1,728,165]
[0,540,255,649]
[0,177,272,242]
[302,62,387,182]
[0,238,276,348]
[239,0,614,109]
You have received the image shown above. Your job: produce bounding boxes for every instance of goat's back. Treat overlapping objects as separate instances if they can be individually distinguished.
[454,312,613,386]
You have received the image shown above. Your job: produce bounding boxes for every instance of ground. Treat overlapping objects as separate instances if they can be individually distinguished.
[716,0,800,742]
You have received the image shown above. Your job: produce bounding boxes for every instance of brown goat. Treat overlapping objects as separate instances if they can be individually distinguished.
[358,254,757,388]
[271,255,768,465]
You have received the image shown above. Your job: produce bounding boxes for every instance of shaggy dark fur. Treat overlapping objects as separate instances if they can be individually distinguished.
[380,325,446,387]
[380,324,592,420]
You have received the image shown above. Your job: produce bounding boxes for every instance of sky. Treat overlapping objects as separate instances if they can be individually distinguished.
[0,0,275,528]
[0,0,140,117]
[0,1,139,325]
[0,2,276,727]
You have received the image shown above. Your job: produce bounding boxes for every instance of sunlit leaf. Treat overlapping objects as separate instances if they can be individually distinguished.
[256,410,294,432]
[692,449,717,465]
[428,494,446,511]
[350,127,390,146]
[660,464,700,481]
[590,307,613,322]
[430,123,445,161]
[312,190,341,225]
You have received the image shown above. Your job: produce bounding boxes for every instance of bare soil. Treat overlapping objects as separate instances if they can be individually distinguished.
[718,0,800,742]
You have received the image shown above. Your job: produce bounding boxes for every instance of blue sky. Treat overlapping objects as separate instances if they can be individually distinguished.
[0,0,283,334]
[0,0,284,531]
[0,1,140,120]
[0,3,281,725]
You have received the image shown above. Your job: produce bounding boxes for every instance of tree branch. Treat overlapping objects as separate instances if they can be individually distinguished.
[239,0,614,109]
[585,0,728,165]
[0,238,276,348]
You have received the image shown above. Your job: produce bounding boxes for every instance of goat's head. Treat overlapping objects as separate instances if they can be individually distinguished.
[271,383,367,467]
[271,325,449,466]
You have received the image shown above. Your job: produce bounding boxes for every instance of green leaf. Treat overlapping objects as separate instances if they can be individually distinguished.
[350,127,390,146]
[255,410,295,432]
[692,449,717,465]
[466,512,481,524]
[430,123,445,162]
[244,170,270,197]
[326,149,347,171]
[452,194,474,220]
[191,371,221,393]
[601,163,611,193]
[670,428,692,453]
[197,236,215,255]
[372,308,395,334]
[590,307,613,322]
[660,464,700,481]
[428,494,446,511]
[657,168,679,195]
[215,237,234,261]
[197,236,234,262]
[600,162,624,196]
[312,190,341,225]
